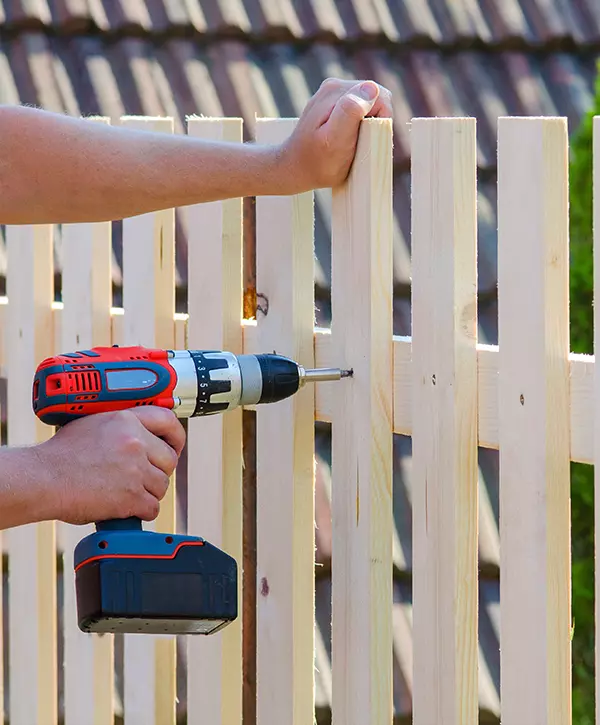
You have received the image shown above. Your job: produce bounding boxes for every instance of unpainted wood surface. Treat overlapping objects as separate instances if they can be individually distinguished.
[497,117,571,725]
[6,225,56,725]
[120,116,177,725]
[410,117,479,725]
[60,137,114,725]
[185,117,244,725]
[593,115,600,725]
[0,301,596,464]
[255,118,316,725]
[330,118,394,725]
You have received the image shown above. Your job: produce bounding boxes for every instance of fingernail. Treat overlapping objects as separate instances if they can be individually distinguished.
[358,82,378,101]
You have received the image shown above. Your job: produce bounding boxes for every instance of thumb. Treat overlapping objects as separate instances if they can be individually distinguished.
[324,81,379,137]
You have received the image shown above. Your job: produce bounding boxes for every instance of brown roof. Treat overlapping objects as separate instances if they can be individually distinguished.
[1,1,598,721]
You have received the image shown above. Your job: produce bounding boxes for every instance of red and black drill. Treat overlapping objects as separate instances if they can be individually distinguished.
[33,345,350,636]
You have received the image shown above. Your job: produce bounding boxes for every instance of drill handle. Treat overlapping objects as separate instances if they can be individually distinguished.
[96,517,143,532]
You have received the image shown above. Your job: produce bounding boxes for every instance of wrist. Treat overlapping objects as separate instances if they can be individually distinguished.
[28,442,64,522]
[0,444,60,527]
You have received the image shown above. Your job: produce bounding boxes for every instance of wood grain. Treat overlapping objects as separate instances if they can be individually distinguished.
[255,118,316,725]
[497,117,571,725]
[120,116,177,725]
[410,117,478,725]
[60,136,114,725]
[6,224,56,725]
[0,303,596,463]
[185,117,244,725]
[330,118,394,725]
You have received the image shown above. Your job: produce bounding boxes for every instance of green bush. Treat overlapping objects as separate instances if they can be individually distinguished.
[569,62,600,724]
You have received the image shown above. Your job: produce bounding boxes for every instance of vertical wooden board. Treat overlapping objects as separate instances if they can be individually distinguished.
[410,118,479,725]
[6,225,56,725]
[330,118,394,725]
[255,118,316,725]
[120,117,177,725]
[60,124,114,725]
[185,117,243,725]
[595,116,600,725]
[497,117,571,725]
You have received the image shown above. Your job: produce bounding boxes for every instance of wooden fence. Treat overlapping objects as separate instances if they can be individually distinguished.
[0,112,591,724]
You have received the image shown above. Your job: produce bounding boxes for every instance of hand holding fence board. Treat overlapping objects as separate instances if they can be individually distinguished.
[0,111,594,724]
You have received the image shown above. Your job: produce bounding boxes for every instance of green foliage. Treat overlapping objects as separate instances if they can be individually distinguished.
[569,61,600,724]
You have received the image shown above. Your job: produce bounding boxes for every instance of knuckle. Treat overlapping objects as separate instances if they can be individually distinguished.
[155,471,170,500]
[320,77,340,91]
[144,499,160,521]
[122,433,144,457]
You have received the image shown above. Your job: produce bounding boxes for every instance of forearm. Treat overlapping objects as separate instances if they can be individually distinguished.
[0,105,292,224]
[0,446,57,529]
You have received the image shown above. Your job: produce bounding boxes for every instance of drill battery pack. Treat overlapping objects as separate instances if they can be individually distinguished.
[74,520,237,635]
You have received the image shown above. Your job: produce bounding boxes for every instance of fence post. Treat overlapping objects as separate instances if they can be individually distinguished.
[185,116,244,725]
[497,117,571,724]
[410,117,479,725]
[255,118,316,725]
[330,117,394,725]
[120,116,177,725]
[6,224,56,725]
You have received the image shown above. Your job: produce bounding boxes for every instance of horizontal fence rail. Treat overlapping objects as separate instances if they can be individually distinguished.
[0,112,592,725]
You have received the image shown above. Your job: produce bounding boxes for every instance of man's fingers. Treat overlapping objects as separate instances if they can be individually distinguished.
[321,81,379,147]
[130,406,186,456]
[143,465,171,502]
[140,426,179,477]
[136,491,161,522]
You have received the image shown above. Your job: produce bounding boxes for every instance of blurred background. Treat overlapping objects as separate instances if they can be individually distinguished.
[1,1,599,723]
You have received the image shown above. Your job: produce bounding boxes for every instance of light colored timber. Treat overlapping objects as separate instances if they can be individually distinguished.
[5,225,56,725]
[593,115,600,725]
[119,116,177,725]
[60,115,115,725]
[410,117,479,725]
[185,117,244,725]
[497,117,571,725]
[330,118,394,725]
[0,301,595,464]
[255,118,316,725]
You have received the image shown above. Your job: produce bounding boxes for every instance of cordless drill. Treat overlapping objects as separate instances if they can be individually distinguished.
[32,345,350,636]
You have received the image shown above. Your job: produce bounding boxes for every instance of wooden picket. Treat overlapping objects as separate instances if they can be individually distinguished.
[497,117,571,724]
[411,117,479,725]
[185,116,244,725]
[0,112,594,725]
[330,118,393,725]
[255,118,316,725]
[60,120,115,725]
[5,225,56,725]
[120,116,177,725]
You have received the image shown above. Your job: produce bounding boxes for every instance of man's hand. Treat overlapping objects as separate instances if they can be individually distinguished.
[279,79,393,193]
[33,407,185,525]
[0,77,392,225]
